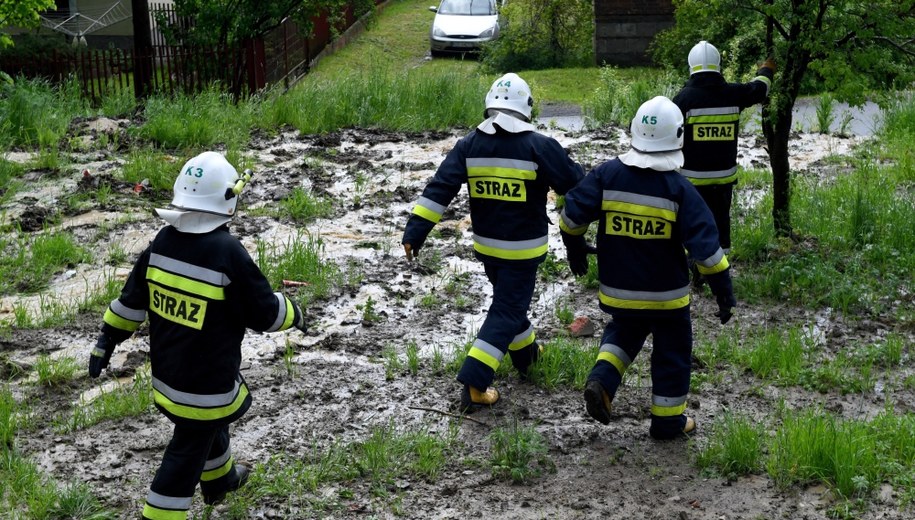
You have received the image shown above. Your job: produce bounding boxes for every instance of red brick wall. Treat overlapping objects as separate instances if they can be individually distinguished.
[594,0,674,66]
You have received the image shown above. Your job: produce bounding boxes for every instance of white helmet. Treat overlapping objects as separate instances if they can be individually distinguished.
[629,96,684,153]
[155,151,240,233]
[484,73,533,121]
[688,40,720,75]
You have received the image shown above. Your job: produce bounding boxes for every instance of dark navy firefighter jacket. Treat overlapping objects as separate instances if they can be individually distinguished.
[560,158,731,316]
[404,124,584,266]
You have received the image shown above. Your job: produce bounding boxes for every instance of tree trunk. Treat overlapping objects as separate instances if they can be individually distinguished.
[763,101,794,237]
[132,0,154,100]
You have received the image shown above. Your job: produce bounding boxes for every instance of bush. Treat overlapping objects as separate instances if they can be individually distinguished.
[481,0,593,72]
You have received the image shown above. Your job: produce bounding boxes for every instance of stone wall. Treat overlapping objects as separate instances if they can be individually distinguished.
[594,0,674,66]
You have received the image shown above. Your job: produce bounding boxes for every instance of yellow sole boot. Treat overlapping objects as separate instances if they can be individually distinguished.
[683,416,697,434]
[584,380,612,425]
[460,385,500,413]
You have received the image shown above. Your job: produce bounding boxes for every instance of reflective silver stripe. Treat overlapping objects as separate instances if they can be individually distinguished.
[266,293,288,332]
[680,166,738,180]
[110,299,146,322]
[600,343,632,367]
[204,448,232,471]
[600,284,690,302]
[149,253,230,286]
[416,196,446,215]
[603,190,679,213]
[512,325,534,344]
[652,394,688,407]
[685,106,739,117]
[698,247,725,268]
[467,157,538,171]
[722,247,731,255]
[560,210,587,231]
[473,338,505,362]
[472,234,548,251]
[146,490,193,510]
[152,375,241,407]
[753,75,771,92]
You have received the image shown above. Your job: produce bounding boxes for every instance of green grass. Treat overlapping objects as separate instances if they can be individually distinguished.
[489,419,553,484]
[239,421,456,515]
[0,77,87,149]
[276,187,334,223]
[694,410,765,478]
[135,88,258,150]
[256,233,343,306]
[119,149,182,193]
[0,231,91,295]
[55,370,155,433]
[34,355,81,387]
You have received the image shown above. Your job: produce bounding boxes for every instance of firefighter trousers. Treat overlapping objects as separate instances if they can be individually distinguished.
[587,310,693,439]
[695,182,734,253]
[458,262,539,390]
[142,422,242,519]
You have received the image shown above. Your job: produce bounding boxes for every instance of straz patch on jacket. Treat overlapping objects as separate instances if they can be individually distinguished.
[692,123,736,141]
[149,284,207,329]
[470,177,526,201]
[605,212,671,238]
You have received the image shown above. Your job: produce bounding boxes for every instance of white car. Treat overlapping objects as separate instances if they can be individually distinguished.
[429,0,500,56]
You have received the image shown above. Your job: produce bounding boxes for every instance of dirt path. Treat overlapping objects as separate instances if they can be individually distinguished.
[4,121,906,520]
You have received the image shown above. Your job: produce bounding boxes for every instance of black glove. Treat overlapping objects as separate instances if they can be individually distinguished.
[293,303,309,334]
[561,231,595,277]
[715,292,736,324]
[88,335,115,378]
[705,270,736,324]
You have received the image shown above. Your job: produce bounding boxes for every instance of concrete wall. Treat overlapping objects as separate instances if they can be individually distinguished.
[594,0,674,66]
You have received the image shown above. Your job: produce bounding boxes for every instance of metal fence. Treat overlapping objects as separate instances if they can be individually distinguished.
[0,2,379,101]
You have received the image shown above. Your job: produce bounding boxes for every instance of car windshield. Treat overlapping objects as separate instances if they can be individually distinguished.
[437,0,496,16]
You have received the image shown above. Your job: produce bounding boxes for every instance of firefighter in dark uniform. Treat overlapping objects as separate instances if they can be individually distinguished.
[88,152,308,519]
[402,73,585,411]
[673,41,775,267]
[559,96,736,439]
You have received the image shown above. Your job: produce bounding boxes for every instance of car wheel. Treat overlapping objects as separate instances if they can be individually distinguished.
[430,49,444,58]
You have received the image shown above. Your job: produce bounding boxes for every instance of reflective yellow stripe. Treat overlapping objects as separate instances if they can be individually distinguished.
[281,298,295,330]
[468,346,500,370]
[686,114,739,124]
[147,267,225,300]
[688,173,738,186]
[103,307,140,332]
[601,200,676,222]
[696,255,729,275]
[597,351,627,376]
[201,457,233,482]
[599,291,690,310]
[142,504,187,520]
[651,402,687,417]
[412,204,442,223]
[508,331,535,351]
[154,385,249,421]
[467,166,536,180]
[473,241,547,260]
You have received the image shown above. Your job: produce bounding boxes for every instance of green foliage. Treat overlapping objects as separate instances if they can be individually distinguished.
[34,355,80,387]
[481,0,593,72]
[264,68,484,133]
[160,0,376,48]
[278,187,334,223]
[0,77,86,149]
[489,419,554,483]
[55,370,155,433]
[0,0,55,49]
[119,149,180,192]
[0,231,91,295]
[695,410,765,477]
[136,88,256,149]
[583,66,679,128]
[256,234,342,306]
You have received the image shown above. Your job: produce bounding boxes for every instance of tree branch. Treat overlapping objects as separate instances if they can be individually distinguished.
[735,1,789,39]
[875,36,915,58]
[408,406,490,426]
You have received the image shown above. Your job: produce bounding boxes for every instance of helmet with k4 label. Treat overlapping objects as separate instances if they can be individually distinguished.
[484,73,533,121]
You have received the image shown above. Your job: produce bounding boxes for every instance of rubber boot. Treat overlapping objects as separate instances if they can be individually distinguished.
[583,380,612,425]
[460,385,500,413]
[202,463,250,505]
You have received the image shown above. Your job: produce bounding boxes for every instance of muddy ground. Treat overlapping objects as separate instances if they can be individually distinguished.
[2,117,909,520]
